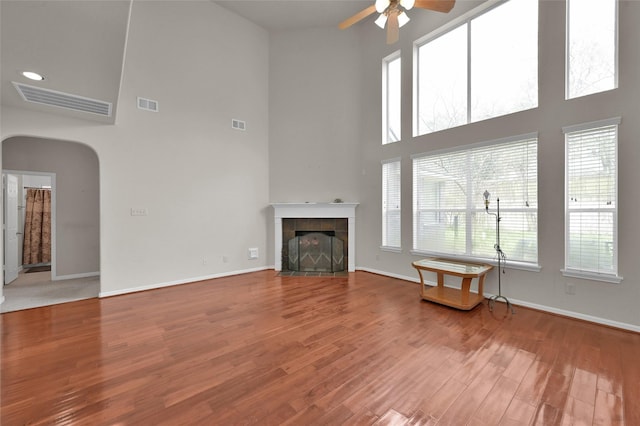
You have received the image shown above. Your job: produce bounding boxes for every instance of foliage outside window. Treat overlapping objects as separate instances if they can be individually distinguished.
[382,159,401,248]
[415,0,538,136]
[412,135,538,265]
[563,118,621,282]
[566,0,617,99]
[383,52,401,144]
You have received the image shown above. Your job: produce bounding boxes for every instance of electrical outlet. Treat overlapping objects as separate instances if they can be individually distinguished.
[202,258,208,265]
[222,255,228,263]
[248,248,259,259]
[565,282,576,295]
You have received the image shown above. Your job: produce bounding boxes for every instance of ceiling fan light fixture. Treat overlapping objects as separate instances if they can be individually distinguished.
[375,0,390,13]
[375,13,388,28]
[398,11,410,27]
[400,0,415,10]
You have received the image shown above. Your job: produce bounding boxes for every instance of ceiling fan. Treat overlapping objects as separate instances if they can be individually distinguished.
[339,0,455,44]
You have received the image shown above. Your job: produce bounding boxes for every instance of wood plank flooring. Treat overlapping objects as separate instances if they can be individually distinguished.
[1,270,638,425]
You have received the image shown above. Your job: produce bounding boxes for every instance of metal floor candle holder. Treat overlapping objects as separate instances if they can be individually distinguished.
[483,191,515,314]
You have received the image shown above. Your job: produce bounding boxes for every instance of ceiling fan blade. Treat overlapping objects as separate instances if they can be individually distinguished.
[387,12,399,44]
[339,5,377,29]
[414,0,455,13]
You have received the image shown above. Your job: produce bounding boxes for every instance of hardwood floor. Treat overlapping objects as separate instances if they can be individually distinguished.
[1,270,638,425]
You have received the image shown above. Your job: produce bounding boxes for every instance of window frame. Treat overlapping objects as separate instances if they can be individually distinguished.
[562,117,622,283]
[411,133,540,271]
[382,158,402,251]
[382,51,402,145]
[565,0,619,100]
[413,0,538,137]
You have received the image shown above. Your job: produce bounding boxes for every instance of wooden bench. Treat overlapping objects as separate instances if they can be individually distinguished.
[412,258,493,310]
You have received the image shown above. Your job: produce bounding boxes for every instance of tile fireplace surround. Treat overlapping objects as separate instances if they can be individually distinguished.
[271,203,358,272]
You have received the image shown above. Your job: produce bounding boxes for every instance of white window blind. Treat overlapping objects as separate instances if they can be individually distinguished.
[413,135,538,264]
[382,159,401,248]
[564,120,619,278]
[383,53,401,144]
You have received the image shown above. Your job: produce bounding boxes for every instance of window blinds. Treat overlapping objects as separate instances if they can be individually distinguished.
[382,159,401,248]
[412,136,538,264]
[565,123,618,275]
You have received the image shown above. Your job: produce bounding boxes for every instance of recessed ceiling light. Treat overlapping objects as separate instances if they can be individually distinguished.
[22,71,45,81]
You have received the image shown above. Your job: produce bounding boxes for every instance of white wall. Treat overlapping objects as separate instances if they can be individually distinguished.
[1,1,270,295]
[269,1,640,330]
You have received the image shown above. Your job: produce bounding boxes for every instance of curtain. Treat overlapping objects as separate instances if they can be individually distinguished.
[22,188,52,265]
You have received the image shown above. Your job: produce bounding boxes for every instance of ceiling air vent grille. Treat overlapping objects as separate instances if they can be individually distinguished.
[232,119,246,131]
[13,82,112,116]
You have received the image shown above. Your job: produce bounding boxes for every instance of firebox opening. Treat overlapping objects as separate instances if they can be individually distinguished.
[287,231,344,273]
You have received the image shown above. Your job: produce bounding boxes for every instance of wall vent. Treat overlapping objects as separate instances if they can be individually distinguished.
[13,82,112,116]
[137,97,159,112]
[232,119,246,131]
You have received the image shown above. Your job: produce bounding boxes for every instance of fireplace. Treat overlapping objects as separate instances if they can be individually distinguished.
[271,203,358,272]
[288,231,344,272]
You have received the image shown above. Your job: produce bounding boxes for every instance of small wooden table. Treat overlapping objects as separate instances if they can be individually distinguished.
[412,258,493,310]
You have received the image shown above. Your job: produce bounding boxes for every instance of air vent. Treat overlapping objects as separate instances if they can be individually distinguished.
[13,82,112,116]
[232,119,246,131]
[137,97,159,112]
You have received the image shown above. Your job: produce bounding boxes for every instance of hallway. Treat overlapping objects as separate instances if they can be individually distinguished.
[1,270,99,313]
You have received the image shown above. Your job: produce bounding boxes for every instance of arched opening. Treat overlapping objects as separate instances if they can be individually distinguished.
[1,136,100,312]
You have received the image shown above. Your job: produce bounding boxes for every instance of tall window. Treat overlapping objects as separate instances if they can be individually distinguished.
[382,159,401,248]
[566,0,617,99]
[415,0,538,136]
[412,135,538,265]
[563,118,621,282]
[383,52,401,144]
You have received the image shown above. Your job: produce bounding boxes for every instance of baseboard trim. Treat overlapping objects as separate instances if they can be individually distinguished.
[356,267,640,334]
[96,265,638,334]
[53,271,100,281]
[98,266,271,298]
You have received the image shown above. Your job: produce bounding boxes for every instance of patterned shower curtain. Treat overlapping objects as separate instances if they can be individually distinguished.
[22,188,52,265]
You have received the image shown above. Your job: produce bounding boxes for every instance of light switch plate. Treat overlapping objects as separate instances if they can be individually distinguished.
[131,208,148,216]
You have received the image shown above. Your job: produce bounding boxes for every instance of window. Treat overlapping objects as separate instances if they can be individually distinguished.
[383,52,401,144]
[412,134,538,265]
[566,0,617,99]
[382,159,401,248]
[563,118,621,282]
[415,0,538,136]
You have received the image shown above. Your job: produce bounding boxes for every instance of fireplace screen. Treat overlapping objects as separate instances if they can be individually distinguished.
[288,232,344,272]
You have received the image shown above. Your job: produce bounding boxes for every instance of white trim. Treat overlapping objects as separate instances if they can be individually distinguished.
[382,50,402,145]
[380,246,402,253]
[53,271,100,281]
[271,203,358,272]
[99,266,271,298]
[3,169,57,280]
[410,132,538,160]
[357,268,639,333]
[410,250,541,272]
[561,269,623,284]
[381,157,401,164]
[510,297,639,334]
[413,0,505,48]
[562,117,621,134]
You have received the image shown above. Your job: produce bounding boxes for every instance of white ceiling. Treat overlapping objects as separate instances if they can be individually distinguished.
[0,0,373,124]
[215,0,372,31]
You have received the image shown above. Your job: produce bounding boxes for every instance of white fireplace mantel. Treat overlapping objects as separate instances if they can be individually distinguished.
[272,203,358,272]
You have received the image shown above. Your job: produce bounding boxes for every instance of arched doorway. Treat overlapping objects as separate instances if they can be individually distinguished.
[1,136,100,312]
